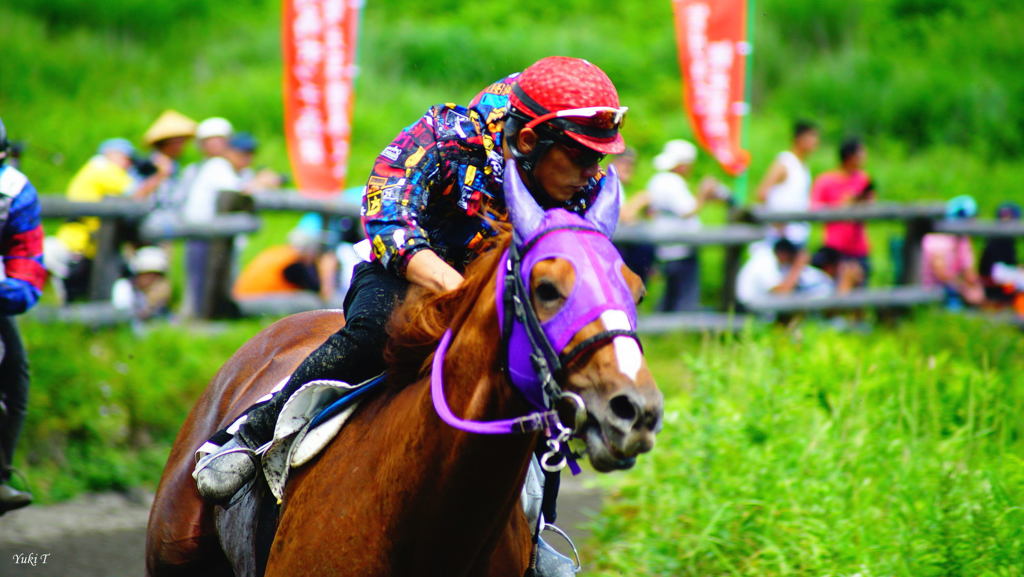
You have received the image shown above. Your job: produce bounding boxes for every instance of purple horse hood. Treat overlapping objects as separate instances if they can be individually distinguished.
[496,160,639,409]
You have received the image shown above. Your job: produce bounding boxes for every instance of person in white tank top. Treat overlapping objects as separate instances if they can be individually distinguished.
[756,120,819,246]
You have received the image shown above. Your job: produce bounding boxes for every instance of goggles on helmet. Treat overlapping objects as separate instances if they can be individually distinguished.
[524,106,628,135]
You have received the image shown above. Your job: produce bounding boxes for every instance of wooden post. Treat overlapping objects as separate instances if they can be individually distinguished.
[721,245,743,311]
[196,191,254,319]
[87,218,131,301]
[722,206,753,311]
[900,216,933,285]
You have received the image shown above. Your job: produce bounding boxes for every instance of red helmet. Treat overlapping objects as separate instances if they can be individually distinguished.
[509,57,627,155]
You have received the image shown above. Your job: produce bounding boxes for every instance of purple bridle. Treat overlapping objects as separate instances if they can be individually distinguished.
[431,160,642,472]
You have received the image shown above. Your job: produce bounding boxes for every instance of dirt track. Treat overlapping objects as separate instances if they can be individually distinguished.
[0,491,153,576]
[0,474,604,576]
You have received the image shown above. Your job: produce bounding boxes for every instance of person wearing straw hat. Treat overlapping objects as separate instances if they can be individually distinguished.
[139,109,197,210]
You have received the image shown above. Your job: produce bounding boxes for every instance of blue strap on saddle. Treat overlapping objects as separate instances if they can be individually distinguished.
[308,373,388,429]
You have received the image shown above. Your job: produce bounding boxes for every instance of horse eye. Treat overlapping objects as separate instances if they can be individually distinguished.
[535,281,563,303]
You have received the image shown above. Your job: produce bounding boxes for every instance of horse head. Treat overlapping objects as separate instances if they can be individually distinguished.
[499,160,664,472]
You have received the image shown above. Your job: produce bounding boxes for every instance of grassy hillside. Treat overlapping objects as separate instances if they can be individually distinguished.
[588,311,1024,576]
[2,0,1022,215]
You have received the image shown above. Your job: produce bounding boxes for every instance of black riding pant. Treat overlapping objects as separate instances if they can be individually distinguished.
[0,316,29,482]
[241,261,409,443]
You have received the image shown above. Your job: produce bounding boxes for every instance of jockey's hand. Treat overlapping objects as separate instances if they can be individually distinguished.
[406,250,464,293]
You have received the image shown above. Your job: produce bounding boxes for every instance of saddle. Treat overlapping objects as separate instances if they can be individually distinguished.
[260,375,386,501]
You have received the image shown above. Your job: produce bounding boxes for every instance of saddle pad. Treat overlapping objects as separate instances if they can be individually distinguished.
[262,376,385,501]
[290,403,359,468]
[262,379,359,501]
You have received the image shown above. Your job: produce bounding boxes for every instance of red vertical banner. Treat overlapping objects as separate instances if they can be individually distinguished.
[283,0,362,196]
[672,0,751,176]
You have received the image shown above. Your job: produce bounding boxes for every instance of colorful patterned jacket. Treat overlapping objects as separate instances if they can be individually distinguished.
[362,74,605,276]
[0,165,46,315]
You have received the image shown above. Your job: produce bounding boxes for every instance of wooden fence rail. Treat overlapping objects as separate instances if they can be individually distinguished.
[33,194,1022,329]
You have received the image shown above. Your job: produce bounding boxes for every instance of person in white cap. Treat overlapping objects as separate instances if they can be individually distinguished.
[111,246,173,321]
[173,117,234,220]
[194,117,233,159]
[180,132,262,317]
[644,139,726,311]
[130,246,173,320]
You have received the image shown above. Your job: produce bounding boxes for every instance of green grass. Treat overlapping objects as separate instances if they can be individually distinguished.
[586,311,1024,576]
[13,318,270,501]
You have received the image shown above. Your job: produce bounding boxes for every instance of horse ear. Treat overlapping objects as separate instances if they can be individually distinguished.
[585,165,622,238]
[504,158,545,239]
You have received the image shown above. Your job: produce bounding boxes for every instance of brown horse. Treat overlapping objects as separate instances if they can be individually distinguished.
[147,175,663,577]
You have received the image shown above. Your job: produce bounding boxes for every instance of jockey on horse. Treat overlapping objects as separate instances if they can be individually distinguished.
[194,56,629,572]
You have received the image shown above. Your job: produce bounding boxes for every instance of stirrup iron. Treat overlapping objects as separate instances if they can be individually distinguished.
[542,523,581,573]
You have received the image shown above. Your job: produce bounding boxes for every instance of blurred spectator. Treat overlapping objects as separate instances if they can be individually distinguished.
[138,109,196,207]
[53,138,156,302]
[181,132,260,316]
[67,138,138,202]
[232,226,333,302]
[979,202,1021,305]
[611,148,656,283]
[195,117,233,159]
[811,137,874,284]
[736,238,836,307]
[0,117,46,513]
[111,246,173,322]
[921,195,984,310]
[143,117,231,243]
[756,119,819,246]
[61,139,138,270]
[182,131,260,222]
[293,188,366,301]
[171,117,234,203]
[641,139,726,311]
[810,246,865,293]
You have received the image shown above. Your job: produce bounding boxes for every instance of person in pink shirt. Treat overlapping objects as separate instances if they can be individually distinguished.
[811,138,874,283]
[922,195,985,309]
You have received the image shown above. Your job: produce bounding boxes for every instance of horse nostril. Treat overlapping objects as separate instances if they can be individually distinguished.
[646,411,661,432]
[609,394,638,425]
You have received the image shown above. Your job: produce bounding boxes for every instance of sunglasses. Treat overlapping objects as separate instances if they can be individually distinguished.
[556,137,606,168]
[524,106,629,132]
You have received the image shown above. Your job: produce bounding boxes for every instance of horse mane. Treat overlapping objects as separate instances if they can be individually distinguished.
[384,229,512,386]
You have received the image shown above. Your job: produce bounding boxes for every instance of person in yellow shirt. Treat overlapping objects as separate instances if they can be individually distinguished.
[56,139,171,301]
[67,138,136,203]
[68,137,172,204]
